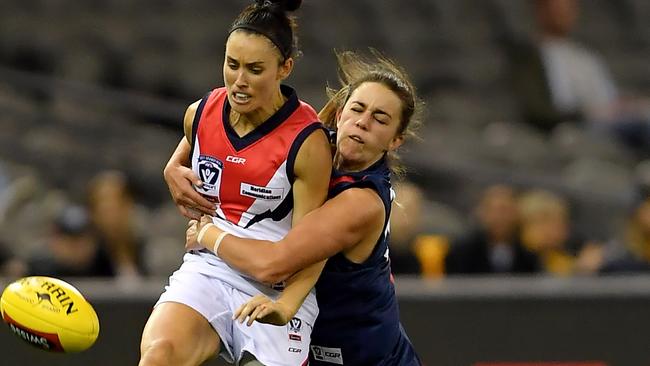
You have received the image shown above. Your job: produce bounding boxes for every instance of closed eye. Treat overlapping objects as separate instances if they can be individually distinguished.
[374,116,388,124]
[249,66,263,74]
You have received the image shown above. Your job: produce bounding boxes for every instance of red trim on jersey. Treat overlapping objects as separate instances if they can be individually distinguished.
[328,175,355,190]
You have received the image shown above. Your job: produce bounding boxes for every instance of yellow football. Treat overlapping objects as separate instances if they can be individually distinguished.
[0,276,100,353]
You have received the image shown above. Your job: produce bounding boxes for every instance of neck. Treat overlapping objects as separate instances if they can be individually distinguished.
[230,88,285,128]
[333,153,382,173]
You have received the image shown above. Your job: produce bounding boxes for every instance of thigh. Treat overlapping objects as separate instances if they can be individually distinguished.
[141,302,220,365]
[152,262,237,362]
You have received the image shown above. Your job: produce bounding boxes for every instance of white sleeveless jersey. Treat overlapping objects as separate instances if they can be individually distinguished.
[188,85,322,301]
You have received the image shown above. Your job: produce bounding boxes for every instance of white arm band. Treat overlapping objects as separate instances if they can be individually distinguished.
[197,223,216,246]
[213,232,229,256]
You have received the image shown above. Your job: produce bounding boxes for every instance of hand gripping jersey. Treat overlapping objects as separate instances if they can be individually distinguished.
[188,84,322,292]
[309,156,421,366]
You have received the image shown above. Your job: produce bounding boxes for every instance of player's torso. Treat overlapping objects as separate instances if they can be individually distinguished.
[190,86,320,242]
[310,159,406,365]
[187,86,321,295]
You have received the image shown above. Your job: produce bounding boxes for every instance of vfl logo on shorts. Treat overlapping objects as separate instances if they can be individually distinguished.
[195,155,223,200]
[311,345,343,364]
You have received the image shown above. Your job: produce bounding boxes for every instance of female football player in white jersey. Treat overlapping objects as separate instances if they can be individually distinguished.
[139,1,332,365]
[187,51,423,365]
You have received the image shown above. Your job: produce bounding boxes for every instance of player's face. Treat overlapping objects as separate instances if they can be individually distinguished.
[223,31,292,116]
[335,82,404,171]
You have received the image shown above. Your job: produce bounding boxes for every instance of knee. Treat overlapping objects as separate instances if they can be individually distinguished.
[139,339,178,366]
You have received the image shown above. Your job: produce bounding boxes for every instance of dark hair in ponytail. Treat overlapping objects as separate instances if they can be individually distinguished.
[229,0,302,61]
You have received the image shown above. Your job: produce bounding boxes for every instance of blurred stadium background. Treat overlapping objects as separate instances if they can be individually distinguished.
[1,0,650,365]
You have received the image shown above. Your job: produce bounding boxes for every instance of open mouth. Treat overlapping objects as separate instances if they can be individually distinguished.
[232,92,251,104]
[349,135,364,144]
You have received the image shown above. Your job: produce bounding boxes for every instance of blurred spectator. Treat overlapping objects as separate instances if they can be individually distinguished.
[389,180,424,275]
[27,204,114,277]
[0,162,10,224]
[596,192,650,273]
[0,239,26,277]
[507,0,650,153]
[517,188,592,276]
[445,185,540,275]
[87,170,147,279]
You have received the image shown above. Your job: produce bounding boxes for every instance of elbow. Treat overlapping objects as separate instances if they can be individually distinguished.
[254,271,286,286]
[251,252,295,285]
[253,263,293,285]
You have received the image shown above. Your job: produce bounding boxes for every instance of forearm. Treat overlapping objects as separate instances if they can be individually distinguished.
[200,226,297,284]
[275,260,326,319]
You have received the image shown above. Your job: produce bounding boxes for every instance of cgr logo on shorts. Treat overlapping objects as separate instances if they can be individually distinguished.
[311,345,343,365]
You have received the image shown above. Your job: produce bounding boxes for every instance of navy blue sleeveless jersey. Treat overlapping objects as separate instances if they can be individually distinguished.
[309,156,421,366]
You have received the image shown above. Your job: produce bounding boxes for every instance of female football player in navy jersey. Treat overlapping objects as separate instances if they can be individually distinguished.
[139,1,332,366]
[188,50,422,365]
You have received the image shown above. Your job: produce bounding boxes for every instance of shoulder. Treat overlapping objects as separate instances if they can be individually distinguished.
[183,99,202,141]
[298,126,330,153]
[187,88,227,119]
[297,99,319,120]
[183,88,226,140]
[293,127,332,178]
[331,187,385,224]
[330,169,391,204]
[186,99,201,117]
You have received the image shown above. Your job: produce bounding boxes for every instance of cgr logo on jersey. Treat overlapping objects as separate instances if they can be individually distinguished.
[226,155,246,164]
[196,155,223,198]
[311,345,343,365]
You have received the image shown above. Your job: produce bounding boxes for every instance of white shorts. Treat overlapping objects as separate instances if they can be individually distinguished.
[155,253,314,366]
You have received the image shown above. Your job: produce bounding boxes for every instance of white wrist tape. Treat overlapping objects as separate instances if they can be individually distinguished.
[197,223,216,246]
[213,232,229,256]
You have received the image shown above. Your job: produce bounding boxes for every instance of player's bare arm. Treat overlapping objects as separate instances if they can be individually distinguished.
[191,186,386,283]
[164,100,216,219]
[271,127,333,311]
[232,260,326,327]
[210,189,385,326]
[290,128,332,223]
